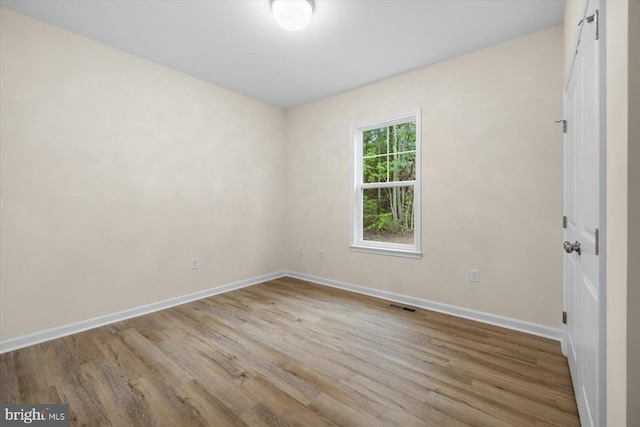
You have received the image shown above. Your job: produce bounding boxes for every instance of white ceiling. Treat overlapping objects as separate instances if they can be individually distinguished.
[0,0,565,110]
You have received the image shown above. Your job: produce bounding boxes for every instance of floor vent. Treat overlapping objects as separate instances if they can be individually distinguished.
[389,304,417,313]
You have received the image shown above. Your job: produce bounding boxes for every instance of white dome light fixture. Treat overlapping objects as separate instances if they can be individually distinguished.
[272,0,314,32]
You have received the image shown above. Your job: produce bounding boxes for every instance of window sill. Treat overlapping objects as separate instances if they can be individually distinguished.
[349,245,423,259]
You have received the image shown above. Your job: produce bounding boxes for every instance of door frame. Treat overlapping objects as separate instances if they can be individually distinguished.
[562,0,607,425]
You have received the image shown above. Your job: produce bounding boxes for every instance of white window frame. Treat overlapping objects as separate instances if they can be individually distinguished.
[350,107,422,259]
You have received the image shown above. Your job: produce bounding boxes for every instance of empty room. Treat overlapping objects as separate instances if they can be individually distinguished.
[0,0,637,426]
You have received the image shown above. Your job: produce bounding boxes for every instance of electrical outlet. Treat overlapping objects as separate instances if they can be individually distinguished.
[318,248,324,258]
[298,247,304,256]
[191,259,198,270]
[470,269,479,283]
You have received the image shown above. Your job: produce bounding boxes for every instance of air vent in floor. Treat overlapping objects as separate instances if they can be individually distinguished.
[389,304,417,313]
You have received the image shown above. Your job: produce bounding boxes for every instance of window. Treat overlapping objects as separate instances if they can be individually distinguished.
[350,108,421,258]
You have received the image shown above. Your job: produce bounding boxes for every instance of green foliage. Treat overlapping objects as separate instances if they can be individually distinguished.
[362,122,416,184]
[363,196,379,231]
[361,121,416,240]
[374,213,404,233]
[363,187,414,235]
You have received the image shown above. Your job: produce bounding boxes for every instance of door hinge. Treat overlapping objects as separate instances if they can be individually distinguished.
[555,119,567,133]
[583,10,599,40]
[563,311,567,324]
[595,228,600,255]
[563,216,567,229]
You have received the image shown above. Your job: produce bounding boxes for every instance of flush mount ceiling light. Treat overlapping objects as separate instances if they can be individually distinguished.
[271,0,314,31]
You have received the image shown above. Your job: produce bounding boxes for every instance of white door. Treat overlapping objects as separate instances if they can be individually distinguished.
[563,2,602,426]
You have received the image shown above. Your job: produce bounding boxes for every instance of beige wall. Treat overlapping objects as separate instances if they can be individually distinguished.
[0,8,566,343]
[596,0,640,425]
[285,26,564,327]
[0,8,287,340]
[605,1,629,424]
[603,0,640,425]
[626,0,639,423]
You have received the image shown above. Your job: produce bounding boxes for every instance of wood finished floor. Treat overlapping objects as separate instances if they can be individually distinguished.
[0,277,579,426]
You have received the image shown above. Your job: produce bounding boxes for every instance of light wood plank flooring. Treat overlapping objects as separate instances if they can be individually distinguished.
[0,277,579,426]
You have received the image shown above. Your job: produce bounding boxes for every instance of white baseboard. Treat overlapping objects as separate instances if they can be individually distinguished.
[1,269,561,354]
[0,271,287,354]
[285,271,562,341]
